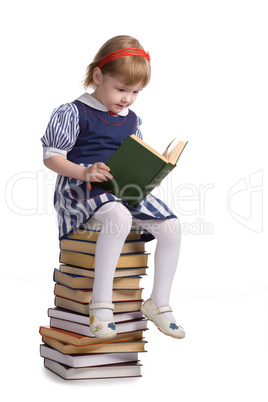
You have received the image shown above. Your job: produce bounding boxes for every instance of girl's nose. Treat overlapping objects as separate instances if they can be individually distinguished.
[122,93,131,103]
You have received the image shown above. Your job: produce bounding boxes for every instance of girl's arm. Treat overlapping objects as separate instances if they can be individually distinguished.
[44,156,113,183]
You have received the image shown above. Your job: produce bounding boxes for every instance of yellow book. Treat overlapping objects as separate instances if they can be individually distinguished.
[60,250,148,269]
[55,297,143,315]
[54,284,143,303]
[59,264,147,279]
[60,238,145,255]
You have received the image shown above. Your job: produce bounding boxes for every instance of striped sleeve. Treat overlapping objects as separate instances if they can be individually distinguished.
[134,115,143,140]
[41,103,79,160]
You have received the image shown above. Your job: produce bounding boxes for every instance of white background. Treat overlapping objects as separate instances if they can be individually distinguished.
[1,0,268,400]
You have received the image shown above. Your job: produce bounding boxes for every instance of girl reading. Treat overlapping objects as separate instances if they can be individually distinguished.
[41,35,185,340]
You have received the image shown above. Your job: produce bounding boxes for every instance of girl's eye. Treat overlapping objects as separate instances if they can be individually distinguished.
[118,88,125,92]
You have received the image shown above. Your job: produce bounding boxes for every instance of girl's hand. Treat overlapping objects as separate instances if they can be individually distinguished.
[84,162,113,183]
[43,156,113,183]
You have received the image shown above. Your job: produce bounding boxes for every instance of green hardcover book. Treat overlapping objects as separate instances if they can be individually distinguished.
[93,134,188,207]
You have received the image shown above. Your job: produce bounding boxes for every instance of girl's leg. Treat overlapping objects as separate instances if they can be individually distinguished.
[92,202,132,321]
[133,218,181,322]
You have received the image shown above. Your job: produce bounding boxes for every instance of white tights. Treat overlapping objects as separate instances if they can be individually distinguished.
[92,202,181,321]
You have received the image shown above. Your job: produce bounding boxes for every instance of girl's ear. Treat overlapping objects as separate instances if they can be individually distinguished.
[93,67,103,86]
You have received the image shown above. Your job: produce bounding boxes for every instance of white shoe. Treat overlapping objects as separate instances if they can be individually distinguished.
[89,301,117,339]
[141,299,185,339]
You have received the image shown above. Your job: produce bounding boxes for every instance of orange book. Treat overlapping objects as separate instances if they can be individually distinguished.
[41,336,147,354]
[39,326,144,346]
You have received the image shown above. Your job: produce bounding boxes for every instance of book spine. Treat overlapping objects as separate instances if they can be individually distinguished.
[147,164,175,191]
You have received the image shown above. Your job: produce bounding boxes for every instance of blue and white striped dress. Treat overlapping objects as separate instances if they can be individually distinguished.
[41,93,176,239]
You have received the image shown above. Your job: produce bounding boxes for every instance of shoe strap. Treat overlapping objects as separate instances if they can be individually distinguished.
[156,305,173,314]
[89,302,114,311]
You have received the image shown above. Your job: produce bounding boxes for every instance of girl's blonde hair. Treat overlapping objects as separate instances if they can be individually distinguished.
[84,35,151,89]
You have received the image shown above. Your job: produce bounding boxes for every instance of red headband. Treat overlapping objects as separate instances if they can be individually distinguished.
[98,48,151,69]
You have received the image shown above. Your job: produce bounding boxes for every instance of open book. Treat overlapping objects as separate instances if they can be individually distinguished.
[93,134,188,207]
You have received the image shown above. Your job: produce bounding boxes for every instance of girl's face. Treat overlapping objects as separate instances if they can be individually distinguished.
[92,69,143,114]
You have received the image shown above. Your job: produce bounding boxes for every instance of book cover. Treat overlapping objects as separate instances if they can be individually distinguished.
[44,359,142,380]
[59,250,149,269]
[39,326,144,345]
[55,297,143,315]
[42,336,147,354]
[40,344,139,368]
[49,317,148,337]
[48,307,144,324]
[93,135,187,206]
[60,238,145,255]
[54,283,143,303]
[59,264,147,279]
[53,269,141,289]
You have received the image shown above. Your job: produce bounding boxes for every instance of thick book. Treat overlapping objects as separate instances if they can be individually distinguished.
[60,238,145,255]
[60,250,149,269]
[59,264,147,279]
[39,326,144,345]
[48,307,144,324]
[44,359,142,380]
[55,297,143,315]
[42,337,147,354]
[54,283,143,304]
[40,344,139,368]
[93,134,187,206]
[49,317,148,338]
[54,269,142,289]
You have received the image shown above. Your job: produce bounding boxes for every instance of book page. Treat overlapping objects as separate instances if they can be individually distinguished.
[130,135,168,162]
[163,138,176,160]
[168,140,187,164]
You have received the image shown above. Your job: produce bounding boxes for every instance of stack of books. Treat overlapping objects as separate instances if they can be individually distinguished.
[39,220,149,380]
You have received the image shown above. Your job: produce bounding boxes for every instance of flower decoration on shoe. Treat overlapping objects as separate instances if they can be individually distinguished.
[169,322,179,330]
[108,322,116,330]
[94,324,103,333]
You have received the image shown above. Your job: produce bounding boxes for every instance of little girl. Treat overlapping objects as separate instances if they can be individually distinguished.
[41,35,185,340]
